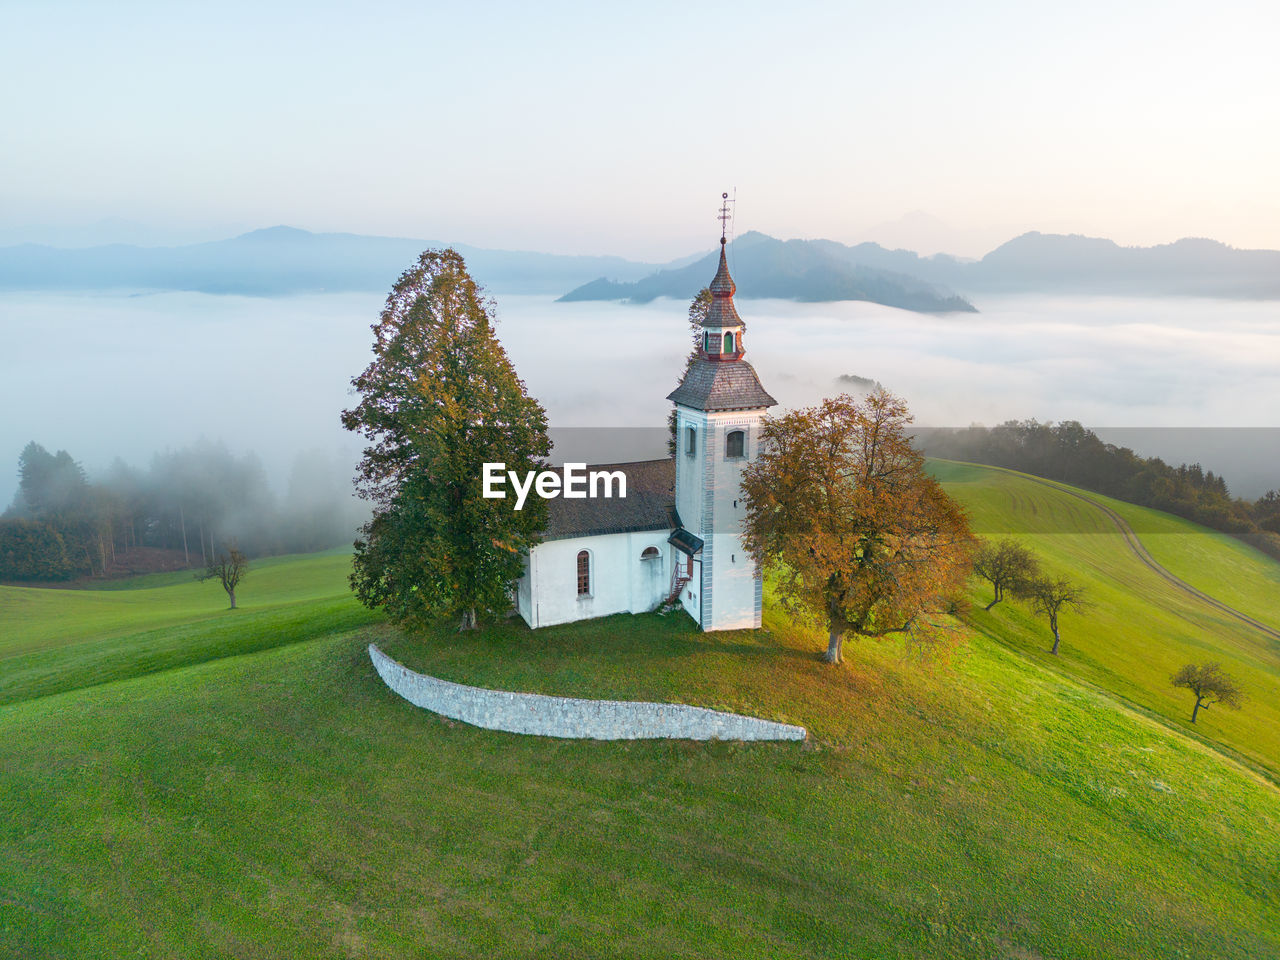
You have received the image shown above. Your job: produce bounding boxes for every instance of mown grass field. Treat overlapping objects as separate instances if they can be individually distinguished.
[0,550,378,706]
[2,474,1279,958]
[932,460,1280,780]
[1105,497,1280,634]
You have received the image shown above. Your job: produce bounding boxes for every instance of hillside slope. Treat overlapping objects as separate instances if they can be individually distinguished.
[0,551,379,706]
[933,460,1280,777]
[2,600,1278,957]
[3,476,1280,957]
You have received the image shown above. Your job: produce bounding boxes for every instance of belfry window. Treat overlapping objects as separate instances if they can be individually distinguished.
[703,332,712,353]
[724,332,735,353]
[576,550,591,596]
[685,425,696,457]
[725,430,745,459]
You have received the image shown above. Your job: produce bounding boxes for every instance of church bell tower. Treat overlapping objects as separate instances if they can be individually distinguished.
[666,196,776,631]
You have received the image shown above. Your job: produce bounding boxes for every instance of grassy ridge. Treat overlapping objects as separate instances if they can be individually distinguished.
[0,551,380,705]
[2,473,1280,956]
[932,460,1280,777]
[1102,497,1280,634]
[2,614,1279,958]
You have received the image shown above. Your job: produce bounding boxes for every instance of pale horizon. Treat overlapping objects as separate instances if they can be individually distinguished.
[3,0,1277,261]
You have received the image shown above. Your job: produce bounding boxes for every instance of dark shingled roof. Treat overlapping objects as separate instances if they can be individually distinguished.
[544,459,675,541]
[668,527,704,555]
[704,293,742,329]
[667,358,778,412]
[704,246,743,328]
[709,245,736,297]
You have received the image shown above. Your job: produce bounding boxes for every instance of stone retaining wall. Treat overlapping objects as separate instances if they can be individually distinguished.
[369,644,807,742]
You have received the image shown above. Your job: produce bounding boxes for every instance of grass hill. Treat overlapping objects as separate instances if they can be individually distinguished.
[933,461,1280,779]
[2,471,1279,957]
[0,551,380,708]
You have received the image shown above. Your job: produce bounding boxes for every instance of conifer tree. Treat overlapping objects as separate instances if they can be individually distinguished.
[342,249,550,631]
[667,288,711,455]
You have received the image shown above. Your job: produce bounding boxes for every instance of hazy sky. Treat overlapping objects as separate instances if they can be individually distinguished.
[3,0,1278,258]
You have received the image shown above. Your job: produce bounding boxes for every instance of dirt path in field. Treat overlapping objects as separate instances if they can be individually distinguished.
[1017,472,1280,644]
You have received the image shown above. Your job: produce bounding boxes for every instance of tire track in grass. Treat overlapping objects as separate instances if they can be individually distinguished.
[1011,470,1280,645]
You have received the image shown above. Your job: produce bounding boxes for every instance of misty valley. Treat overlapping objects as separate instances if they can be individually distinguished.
[3,288,1277,517]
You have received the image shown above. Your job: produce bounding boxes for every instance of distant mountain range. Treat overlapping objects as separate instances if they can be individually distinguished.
[965,232,1280,297]
[560,232,977,313]
[3,226,1279,310]
[563,231,1280,306]
[0,226,659,297]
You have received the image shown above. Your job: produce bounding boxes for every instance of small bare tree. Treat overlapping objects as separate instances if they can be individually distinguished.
[1171,663,1243,723]
[198,544,249,609]
[973,538,1041,610]
[1016,574,1088,655]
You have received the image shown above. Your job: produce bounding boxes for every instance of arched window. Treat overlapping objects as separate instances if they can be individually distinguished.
[640,546,660,560]
[725,430,745,459]
[723,332,735,353]
[576,550,591,596]
[685,425,696,457]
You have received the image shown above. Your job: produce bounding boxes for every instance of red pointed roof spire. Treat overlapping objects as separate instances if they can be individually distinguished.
[667,192,775,411]
[705,193,740,326]
[709,245,736,299]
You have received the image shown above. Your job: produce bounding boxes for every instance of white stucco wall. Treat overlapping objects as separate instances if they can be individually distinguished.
[518,529,673,629]
[369,644,807,741]
[674,406,707,624]
[672,406,765,631]
[701,409,766,630]
[675,407,706,535]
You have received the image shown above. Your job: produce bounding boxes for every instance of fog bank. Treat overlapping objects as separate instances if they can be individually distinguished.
[2,290,1276,509]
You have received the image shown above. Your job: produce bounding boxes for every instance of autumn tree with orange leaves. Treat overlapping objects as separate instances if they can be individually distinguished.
[741,391,975,664]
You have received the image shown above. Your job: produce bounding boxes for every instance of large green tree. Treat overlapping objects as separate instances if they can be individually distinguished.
[741,391,975,664]
[342,249,550,630]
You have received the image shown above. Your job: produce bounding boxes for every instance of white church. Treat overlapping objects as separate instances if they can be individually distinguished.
[515,232,777,632]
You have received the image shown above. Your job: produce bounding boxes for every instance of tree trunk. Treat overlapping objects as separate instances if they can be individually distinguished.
[823,627,844,664]
[179,504,190,567]
[228,586,237,610]
[1191,696,1202,723]
[985,594,999,611]
[459,607,477,631]
[1050,621,1061,655]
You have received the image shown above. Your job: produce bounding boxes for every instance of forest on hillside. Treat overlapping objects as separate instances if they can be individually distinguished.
[0,441,366,582]
[919,421,1280,558]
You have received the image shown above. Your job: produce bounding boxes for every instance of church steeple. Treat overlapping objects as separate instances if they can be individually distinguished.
[666,194,774,633]
[700,243,745,360]
[699,193,746,362]
[667,195,775,412]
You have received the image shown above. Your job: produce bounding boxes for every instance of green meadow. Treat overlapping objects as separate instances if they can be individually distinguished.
[1,467,1279,958]
[0,550,379,708]
[932,460,1280,779]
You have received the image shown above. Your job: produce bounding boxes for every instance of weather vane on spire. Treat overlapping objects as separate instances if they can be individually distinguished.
[718,191,734,245]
